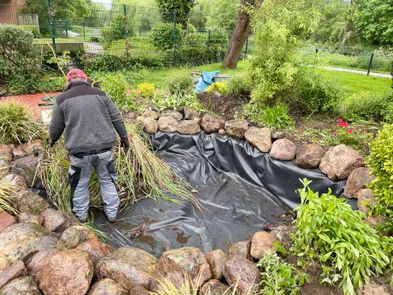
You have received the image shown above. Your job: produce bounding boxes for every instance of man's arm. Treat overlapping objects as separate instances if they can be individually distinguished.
[49,101,65,145]
[104,95,129,146]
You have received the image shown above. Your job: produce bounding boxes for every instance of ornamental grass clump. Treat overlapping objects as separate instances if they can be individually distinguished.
[292,179,390,295]
[39,123,199,214]
[0,102,44,144]
[0,180,19,214]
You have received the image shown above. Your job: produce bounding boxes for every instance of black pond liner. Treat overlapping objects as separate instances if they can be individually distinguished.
[91,132,356,258]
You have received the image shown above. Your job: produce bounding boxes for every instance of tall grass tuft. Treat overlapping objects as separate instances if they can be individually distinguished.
[0,102,44,144]
[39,123,200,213]
[0,180,19,214]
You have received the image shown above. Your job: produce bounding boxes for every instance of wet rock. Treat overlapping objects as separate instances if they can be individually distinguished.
[344,167,374,198]
[130,286,150,295]
[201,114,221,134]
[16,191,49,214]
[218,128,226,135]
[319,144,364,180]
[295,144,325,169]
[11,154,42,186]
[0,253,9,271]
[358,281,391,295]
[57,225,96,250]
[143,117,158,134]
[223,255,259,295]
[18,213,43,225]
[41,208,71,233]
[270,139,296,161]
[225,119,249,139]
[142,109,160,120]
[201,279,229,295]
[76,239,114,265]
[12,146,27,160]
[158,116,178,133]
[356,189,377,213]
[0,212,17,233]
[88,278,128,295]
[0,145,12,162]
[0,276,41,295]
[37,249,93,295]
[245,127,272,153]
[0,261,27,289]
[250,231,278,259]
[0,223,57,263]
[156,247,212,288]
[96,247,157,290]
[177,120,201,135]
[161,109,183,121]
[184,108,199,120]
[272,131,286,140]
[228,240,251,260]
[206,249,227,280]
[1,174,26,191]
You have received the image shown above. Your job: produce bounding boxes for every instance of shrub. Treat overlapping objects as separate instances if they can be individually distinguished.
[292,179,390,295]
[0,103,44,144]
[367,124,393,233]
[205,82,229,95]
[167,74,194,96]
[244,104,295,130]
[183,32,207,48]
[150,23,182,50]
[136,83,155,98]
[228,76,252,96]
[98,72,132,111]
[19,25,40,37]
[171,46,226,66]
[0,181,18,214]
[102,15,135,43]
[257,253,310,295]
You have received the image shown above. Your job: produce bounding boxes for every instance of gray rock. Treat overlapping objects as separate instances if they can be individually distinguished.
[0,261,27,289]
[57,225,96,251]
[245,127,272,153]
[41,208,71,233]
[228,240,251,260]
[177,120,201,135]
[356,189,377,213]
[271,131,286,139]
[18,213,44,225]
[270,139,296,161]
[158,116,178,133]
[142,117,158,134]
[295,143,325,169]
[16,191,49,215]
[142,110,160,120]
[184,108,200,120]
[225,119,249,139]
[161,109,183,121]
[11,154,42,186]
[201,114,221,134]
[250,231,278,259]
[0,276,41,295]
[88,278,128,295]
[344,167,374,198]
[201,279,229,295]
[206,249,227,280]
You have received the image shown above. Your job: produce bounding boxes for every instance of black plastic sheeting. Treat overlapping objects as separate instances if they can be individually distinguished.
[94,132,347,257]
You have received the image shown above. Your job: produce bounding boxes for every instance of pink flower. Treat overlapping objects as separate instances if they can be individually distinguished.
[336,118,343,123]
[338,121,349,128]
[347,129,353,134]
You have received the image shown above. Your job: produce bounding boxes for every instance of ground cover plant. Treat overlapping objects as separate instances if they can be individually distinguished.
[292,179,390,295]
[0,102,44,145]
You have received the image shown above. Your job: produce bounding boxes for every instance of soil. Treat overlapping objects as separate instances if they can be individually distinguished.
[197,92,248,120]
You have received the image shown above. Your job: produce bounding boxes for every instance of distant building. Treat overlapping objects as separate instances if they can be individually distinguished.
[0,0,26,24]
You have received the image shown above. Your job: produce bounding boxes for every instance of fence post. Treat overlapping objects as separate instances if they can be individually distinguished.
[47,0,56,52]
[123,4,130,58]
[207,30,211,47]
[172,9,177,66]
[367,53,374,76]
[82,22,86,41]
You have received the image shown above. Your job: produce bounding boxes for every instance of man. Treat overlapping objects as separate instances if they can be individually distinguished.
[49,69,129,223]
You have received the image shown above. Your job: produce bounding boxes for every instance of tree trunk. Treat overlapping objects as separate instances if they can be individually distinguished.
[223,0,258,69]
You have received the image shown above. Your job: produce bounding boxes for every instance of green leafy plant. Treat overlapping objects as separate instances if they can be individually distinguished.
[153,93,202,111]
[150,23,182,50]
[0,103,44,145]
[102,14,135,43]
[228,76,252,96]
[292,179,390,295]
[367,124,393,233]
[205,82,229,95]
[166,74,194,96]
[97,72,133,111]
[257,253,310,295]
[137,83,155,98]
[245,104,295,130]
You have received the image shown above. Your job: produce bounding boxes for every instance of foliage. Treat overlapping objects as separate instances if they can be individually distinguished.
[150,23,182,50]
[257,253,310,295]
[102,15,135,43]
[0,181,19,215]
[244,104,295,130]
[353,0,393,45]
[367,124,393,233]
[172,46,226,66]
[227,75,252,96]
[205,82,229,95]
[153,93,202,111]
[205,0,238,32]
[166,73,194,96]
[39,124,200,213]
[292,179,390,295]
[189,3,207,31]
[0,103,44,145]
[343,91,393,123]
[137,83,155,98]
[155,0,195,28]
[97,72,133,111]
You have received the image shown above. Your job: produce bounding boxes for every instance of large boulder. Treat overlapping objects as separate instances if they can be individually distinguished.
[158,116,178,133]
[11,154,42,186]
[0,276,41,295]
[161,110,183,121]
[206,249,227,280]
[0,212,17,233]
[184,108,200,120]
[177,120,201,135]
[201,279,229,295]
[225,119,249,139]
[270,139,296,161]
[37,249,93,295]
[88,279,127,295]
[0,261,27,289]
[223,255,260,295]
[16,191,49,215]
[96,247,157,290]
[250,231,278,259]
[201,114,221,134]
[142,117,158,134]
[295,144,325,169]
[76,239,114,264]
[26,250,57,281]
[344,167,374,198]
[356,189,377,213]
[228,240,251,260]
[245,127,272,153]
[0,223,57,263]
[57,225,96,251]
[155,247,212,289]
[41,208,71,233]
[319,144,364,180]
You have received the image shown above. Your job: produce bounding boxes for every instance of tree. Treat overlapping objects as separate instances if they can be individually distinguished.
[155,0,195,28]
[353,0,393,45]
[223,0,258,69]
[206,0,238,32]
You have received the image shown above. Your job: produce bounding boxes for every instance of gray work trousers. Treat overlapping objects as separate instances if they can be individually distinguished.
[68,150,119,221]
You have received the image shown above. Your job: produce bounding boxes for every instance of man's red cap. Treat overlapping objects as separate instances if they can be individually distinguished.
[66,69,87,82]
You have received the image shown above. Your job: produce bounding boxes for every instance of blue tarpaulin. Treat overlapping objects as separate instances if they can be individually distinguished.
[195,71,220,93]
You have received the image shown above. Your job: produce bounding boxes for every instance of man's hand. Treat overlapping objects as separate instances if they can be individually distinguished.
[121,139,130,153]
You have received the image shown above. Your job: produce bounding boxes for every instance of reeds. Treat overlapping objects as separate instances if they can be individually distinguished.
[39,123,200,213]
[0,180,19,214]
